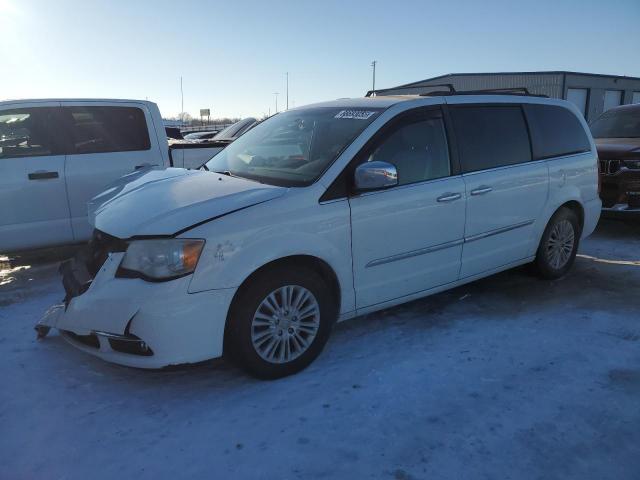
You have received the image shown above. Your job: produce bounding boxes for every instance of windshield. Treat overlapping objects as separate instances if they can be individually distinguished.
[204,107,382,186]
[590,107,640,138]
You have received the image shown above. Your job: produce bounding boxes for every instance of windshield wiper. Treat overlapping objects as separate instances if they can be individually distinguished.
[206,168,264,184]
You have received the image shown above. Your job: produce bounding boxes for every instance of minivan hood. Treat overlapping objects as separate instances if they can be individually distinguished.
[595,138,640,160]
[88,168,286,238]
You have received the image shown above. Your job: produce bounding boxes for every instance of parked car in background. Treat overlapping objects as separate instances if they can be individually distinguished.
[183,130,220,142]
[211,117,257,141]
[168,118,259,170]
[165,126,183,140]
[38,94,600,379]
[0,99,222,252]
[590,103,640,214]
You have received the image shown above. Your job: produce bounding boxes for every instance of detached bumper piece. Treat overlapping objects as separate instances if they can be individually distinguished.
[61,330,154,357]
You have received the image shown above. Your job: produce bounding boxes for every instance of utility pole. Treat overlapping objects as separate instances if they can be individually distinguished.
[286,72,289,110]
[273,92,279,114]
[371,61,377,96]
[180,76,184,124]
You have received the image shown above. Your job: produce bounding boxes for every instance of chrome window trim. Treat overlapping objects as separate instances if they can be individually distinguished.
[462,158,547,177]
[461,152,592,178]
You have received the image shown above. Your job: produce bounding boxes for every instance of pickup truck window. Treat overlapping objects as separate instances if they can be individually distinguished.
[204,107,383,187]
[0,108,64,159]
[63,106,151,155]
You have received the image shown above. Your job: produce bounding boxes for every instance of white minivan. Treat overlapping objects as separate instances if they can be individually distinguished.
[39,93,601,379]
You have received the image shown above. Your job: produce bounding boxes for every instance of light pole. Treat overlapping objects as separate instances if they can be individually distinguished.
[371,61,377,96]
[180,76,184,124]
[273,92,279,114]
[285,72,289,110]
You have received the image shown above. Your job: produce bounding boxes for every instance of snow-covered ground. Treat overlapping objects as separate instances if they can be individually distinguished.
[1,218,639,480]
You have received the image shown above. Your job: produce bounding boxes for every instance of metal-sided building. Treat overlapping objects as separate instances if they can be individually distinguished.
[372,71,640,121]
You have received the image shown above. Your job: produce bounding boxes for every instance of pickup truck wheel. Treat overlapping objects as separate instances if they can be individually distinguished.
[226,266,336,379]
[533,207,581,279]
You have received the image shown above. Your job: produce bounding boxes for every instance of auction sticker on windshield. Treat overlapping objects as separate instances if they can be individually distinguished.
[334,110,377,120]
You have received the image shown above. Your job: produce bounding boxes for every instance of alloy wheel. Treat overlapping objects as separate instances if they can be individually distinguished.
[546,219,575,270]
[250,285,320,364]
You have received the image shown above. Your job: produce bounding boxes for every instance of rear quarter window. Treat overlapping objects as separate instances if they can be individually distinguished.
[64,106,151,154]
[450,105,531,173]
[524,104,591,159]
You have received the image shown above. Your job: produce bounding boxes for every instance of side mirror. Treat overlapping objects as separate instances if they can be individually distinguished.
[354,161,398,191]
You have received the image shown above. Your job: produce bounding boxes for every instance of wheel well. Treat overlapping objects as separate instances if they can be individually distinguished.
[223,255,341,351]
[559,200,584,232]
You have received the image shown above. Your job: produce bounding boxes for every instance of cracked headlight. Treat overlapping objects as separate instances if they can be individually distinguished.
[117,239,205,281]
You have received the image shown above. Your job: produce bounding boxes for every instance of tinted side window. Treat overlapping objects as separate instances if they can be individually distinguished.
[525,104,591,159]
[64,106,150,154]
[366,114,451,186]
[0,108,64,159]
[450,106,531,173]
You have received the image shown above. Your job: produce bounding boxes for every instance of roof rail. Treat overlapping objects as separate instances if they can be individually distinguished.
[366,85,548,98]
[365,83,456,97]
[448,87,548,98]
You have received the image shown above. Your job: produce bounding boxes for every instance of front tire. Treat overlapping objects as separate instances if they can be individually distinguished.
[226,265,336,379]
[533,207,581,279]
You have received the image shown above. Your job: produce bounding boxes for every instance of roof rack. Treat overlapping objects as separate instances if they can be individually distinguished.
[366,83,455,97]
[445,87,548,98]
[366,85,548,98]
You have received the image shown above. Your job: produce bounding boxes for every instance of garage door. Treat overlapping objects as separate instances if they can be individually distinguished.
[603,90,622,111]
[566,88,588,117]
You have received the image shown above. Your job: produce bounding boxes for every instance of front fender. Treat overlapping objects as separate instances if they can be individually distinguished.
[184,197,355,315]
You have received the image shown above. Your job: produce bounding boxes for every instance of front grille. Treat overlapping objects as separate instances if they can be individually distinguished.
[628,192,640,208]
[86,229,127,276]
[59,230,127,305]
[600,159,621,175]
[108,335,154,356]
[62,330,100,349]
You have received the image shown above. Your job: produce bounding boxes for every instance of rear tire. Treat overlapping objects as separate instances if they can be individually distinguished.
[226,265,337,379]
[533,207,581,279]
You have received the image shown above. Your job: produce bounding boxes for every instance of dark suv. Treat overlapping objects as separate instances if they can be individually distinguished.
[591,103,640,214]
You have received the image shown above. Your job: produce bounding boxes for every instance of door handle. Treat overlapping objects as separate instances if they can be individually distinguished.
[437,192,462,203]
[28,171,59,180]
[470,186,493,196]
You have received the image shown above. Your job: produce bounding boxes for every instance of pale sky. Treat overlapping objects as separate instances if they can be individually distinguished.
[1,0,639,119]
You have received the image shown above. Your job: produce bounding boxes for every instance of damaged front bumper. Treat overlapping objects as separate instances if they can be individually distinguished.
[38,251,236,369]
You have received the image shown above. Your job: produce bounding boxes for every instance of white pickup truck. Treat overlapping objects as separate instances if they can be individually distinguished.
[0,99,227,252]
